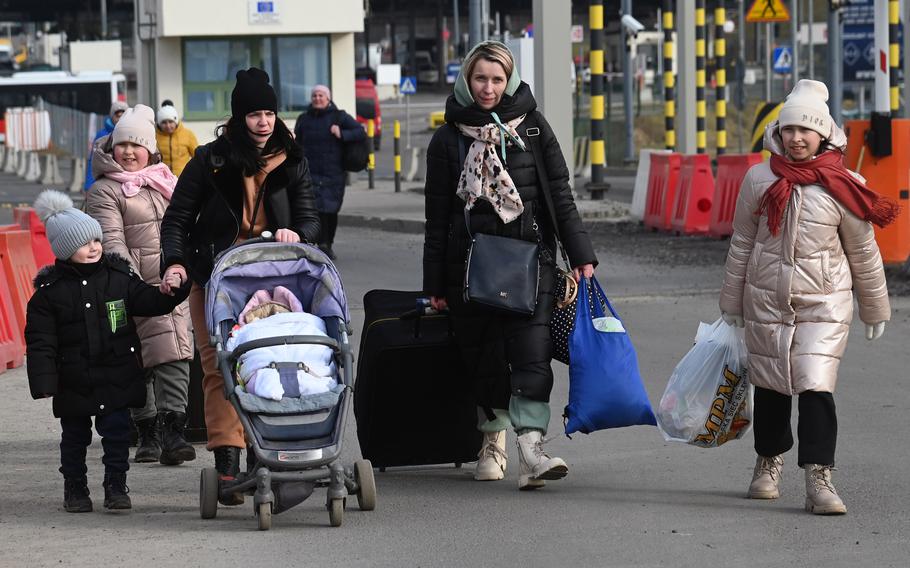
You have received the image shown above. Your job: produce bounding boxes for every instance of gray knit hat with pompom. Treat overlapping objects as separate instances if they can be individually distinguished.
[33,190,103,260]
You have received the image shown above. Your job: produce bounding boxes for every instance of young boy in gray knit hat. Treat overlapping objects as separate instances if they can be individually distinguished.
[25,190,190,513]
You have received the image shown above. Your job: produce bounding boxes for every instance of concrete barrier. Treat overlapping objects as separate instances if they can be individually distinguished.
[24,152,42,182]
[39,154,64,185]
[68,158,86,193]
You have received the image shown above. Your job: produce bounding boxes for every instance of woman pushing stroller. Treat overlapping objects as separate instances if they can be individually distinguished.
[160,67,320,504]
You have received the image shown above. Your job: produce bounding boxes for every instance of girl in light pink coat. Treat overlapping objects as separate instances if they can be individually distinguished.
[719,80,898,515]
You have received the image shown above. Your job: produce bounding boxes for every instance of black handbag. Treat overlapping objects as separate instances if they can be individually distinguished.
[463,210,540,315]
[334,110,369,172]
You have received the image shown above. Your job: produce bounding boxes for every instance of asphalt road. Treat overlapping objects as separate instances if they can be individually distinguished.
[2,223,909,567]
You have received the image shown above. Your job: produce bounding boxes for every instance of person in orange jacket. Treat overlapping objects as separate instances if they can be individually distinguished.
[155,101,198,177]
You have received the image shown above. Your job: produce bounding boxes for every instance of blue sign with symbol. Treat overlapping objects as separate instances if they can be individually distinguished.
[446,63,461,84]
[772,47,792,74]
[400,76,417,95]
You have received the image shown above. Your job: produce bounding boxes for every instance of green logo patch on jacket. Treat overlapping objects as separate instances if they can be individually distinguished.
[106,300,127,333]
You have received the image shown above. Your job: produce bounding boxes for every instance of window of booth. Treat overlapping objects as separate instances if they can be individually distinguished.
[183,35,330,120]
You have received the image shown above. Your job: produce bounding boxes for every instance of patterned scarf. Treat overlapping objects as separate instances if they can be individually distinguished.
[757,151,900,236]
[456,113,527,224]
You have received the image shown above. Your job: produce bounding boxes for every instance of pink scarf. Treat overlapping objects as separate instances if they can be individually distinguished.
[105,163,178,201]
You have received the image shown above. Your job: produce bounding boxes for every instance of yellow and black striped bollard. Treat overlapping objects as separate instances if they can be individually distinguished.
[664,0,675,150]
[588,0,607,200]
[715,0,727,155]
[367,119,375,190]
[890,0,900,113]
[695,0,706,154]
[394,120,401,193]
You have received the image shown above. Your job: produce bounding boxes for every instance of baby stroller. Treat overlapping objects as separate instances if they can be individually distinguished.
[198,237,375,530]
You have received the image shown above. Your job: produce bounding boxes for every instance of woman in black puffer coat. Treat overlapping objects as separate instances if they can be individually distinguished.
[423,41,597,490]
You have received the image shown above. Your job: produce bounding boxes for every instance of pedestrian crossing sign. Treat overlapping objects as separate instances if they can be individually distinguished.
[400,76,417,95]
[746,0,790,23]
[772,47,793,74]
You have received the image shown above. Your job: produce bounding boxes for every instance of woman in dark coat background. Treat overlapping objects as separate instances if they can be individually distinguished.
[294,84,366,260]
[423,41,597,490]
[160,68,320,504]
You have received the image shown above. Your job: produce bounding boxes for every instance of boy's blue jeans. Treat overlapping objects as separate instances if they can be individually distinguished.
[59,408,130,479]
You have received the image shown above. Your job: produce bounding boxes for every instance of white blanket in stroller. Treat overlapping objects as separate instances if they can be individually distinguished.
[225,312,338,401]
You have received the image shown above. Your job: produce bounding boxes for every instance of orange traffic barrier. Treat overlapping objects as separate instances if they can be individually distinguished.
[843,119,910,265]
[670,154,715,235]
[13,207,55,269]
[0,229,38,343]
[0,261,25,371]
[0,260,25,371]
[709,153,763,238]
[644,152,682,231]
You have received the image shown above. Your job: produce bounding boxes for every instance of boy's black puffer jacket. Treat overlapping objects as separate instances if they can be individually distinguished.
[26,253,190,418]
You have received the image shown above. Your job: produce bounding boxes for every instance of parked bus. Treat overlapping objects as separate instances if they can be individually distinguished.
[0,71,126,140]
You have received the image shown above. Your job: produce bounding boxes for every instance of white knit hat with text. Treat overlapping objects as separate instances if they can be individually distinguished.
[778,79,833,139]
[112,104,158,154]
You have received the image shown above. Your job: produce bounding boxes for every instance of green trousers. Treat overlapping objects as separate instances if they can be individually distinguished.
[477,395,551,435]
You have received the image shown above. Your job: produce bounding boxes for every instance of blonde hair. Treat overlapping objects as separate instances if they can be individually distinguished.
[464,42,515,82]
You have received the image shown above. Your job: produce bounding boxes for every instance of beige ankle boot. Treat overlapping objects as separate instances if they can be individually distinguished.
[804,464,847,515]
[515,431,568,491]
[747,454,784,499]
[474,430,507,481]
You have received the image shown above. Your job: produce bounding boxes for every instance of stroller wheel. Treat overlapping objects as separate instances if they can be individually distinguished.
[256,502,272,531]
[328,498,344,527]
[199,468,219,519]
[355,459,377,511]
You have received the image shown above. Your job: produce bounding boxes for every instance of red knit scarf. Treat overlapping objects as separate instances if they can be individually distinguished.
[757,151,901,235]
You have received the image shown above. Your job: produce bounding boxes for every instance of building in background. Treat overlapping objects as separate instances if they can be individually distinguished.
[133,0,364,143]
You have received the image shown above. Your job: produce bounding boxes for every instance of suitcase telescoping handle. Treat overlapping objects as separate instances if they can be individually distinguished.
[399,297,453,339]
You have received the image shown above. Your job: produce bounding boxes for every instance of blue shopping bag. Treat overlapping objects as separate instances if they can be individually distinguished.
[564,277,657,435]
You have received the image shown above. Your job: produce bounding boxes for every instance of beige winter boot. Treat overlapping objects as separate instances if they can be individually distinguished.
[804,464,847,515]
[474,430,507,481]
[747,454,784,499]
[515,431,568,491]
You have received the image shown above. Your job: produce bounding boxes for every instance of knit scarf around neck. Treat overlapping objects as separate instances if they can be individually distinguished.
[456,114,527,224]
[757,151,901,235]
[105,162,178,201]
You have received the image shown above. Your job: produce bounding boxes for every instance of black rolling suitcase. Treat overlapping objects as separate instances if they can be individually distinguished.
[354,290,481,469]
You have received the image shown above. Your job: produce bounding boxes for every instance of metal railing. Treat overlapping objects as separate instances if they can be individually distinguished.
[36,98,104,162]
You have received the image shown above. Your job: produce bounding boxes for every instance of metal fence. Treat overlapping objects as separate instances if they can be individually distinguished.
[36,98,104,162]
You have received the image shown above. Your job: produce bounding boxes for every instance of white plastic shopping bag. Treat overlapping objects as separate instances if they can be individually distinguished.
[656,318,753,447]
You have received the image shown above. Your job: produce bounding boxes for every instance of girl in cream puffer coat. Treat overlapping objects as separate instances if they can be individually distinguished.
[86,104,195,468]
[719,80,897,516]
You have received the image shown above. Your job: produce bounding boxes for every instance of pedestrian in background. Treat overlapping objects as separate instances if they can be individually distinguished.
[423,41,597,490]
[25,190,189,513]
[720,79,898,515]
[84,100,127,190]
[293,84,366,260]
[156,100,198,177]
[85,104,196,467]
[161,68,320,504]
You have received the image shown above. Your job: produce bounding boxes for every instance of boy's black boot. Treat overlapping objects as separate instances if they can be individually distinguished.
[213,446,244,506]
[133,417,161,463]
[103,473,132,510]
[63,477,93,513]
[158,411,196,466]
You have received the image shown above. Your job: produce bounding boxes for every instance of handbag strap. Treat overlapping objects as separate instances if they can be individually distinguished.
[523,113,571,270]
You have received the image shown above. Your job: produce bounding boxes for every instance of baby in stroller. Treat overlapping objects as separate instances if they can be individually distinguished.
[226,286,338,401]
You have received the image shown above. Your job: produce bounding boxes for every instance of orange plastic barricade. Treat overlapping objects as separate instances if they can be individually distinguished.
[0,229,38,343]
[843,119,910,265]
[0,260,25,371]
[670,154,715,235]
[13,207,55,269]
[643,153,682,231]
[709,153,763,238]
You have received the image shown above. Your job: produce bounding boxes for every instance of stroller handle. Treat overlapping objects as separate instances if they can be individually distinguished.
[228,335,340,360]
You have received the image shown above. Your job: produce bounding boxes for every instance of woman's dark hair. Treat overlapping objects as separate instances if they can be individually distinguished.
[215,114,302,177]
